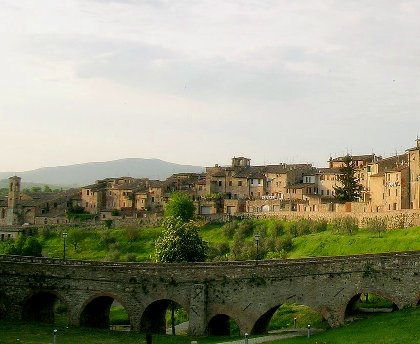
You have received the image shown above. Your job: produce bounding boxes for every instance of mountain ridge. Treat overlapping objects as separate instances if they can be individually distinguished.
[0,158,205,187]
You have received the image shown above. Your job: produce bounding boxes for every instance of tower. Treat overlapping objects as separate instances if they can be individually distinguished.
[8,176,21,209]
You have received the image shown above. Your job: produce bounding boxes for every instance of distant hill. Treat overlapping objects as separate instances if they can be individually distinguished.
[0,158,205,187]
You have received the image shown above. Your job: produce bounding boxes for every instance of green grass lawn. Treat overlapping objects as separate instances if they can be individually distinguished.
[0,307,418,344]
[0,320,240,344]
[289,226,420,258]
[265,307,420,344]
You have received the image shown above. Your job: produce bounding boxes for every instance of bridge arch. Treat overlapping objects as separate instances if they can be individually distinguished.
[79,292,132,329]
[22,290,68,324]
[207,305,247,335]
[251,302,328,335]
[207,313,241,336]
[139,298,189,334]
[344,290,399,319]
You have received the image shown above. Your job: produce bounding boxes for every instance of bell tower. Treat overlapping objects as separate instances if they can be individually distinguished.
[8,176,21,209]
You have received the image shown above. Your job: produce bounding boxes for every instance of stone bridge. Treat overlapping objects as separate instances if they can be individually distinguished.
[0,251,419,336]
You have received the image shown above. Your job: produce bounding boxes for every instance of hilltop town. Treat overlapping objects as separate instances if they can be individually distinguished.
[1,138,420,231]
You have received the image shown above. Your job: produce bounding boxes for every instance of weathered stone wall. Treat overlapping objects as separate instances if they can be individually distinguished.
[0,252,418,335]
[243,209,420,227]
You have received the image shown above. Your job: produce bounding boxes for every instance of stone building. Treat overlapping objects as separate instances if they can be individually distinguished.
[203,157,315,215]
[407,139,420,210]
[0,176,80,228]
[81,177,165,218]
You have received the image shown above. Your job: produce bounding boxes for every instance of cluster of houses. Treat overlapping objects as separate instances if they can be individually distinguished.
[1,139,420,231]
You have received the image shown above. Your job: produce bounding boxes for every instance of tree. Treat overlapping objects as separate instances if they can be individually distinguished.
[68,228,87,251]
[43,185,52,193]
[334,155,363,202]
[164,192,195,222]
[5,236,42,257]
[155,216,207,262]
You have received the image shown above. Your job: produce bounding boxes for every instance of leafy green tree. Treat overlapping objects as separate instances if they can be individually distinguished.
[68,228,87,251]
[334,155,363,202]
[164,193,195,222]
[30,186,42,193]
[22,237,43,256]
[155,216,207,262]
[365,216,387,237]
[43,185,52,193]
[5,236,42,257]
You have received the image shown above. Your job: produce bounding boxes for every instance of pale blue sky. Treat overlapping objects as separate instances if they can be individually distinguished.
[0,0,419,171]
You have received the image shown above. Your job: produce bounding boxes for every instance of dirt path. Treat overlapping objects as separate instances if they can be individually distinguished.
[215,329,324,344]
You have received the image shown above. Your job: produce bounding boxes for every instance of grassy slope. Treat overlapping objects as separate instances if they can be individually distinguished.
[289,227,420,258]
[0,222,419,261]
[267,307,420,344]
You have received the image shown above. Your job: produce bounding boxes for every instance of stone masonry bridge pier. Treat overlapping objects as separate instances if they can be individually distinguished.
[0,251,419,336]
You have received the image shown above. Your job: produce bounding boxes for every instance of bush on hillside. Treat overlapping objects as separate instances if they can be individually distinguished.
[269,221,285,237]
[223,221,238,239]
[237,219,254,239]
[123,226,140,241]
[5,236,42,257]
[365,216,387,237]
[332,216,359,235]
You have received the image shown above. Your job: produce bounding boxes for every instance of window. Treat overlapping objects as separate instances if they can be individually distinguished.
[218,181,222,187]
[152,197,155,203]
[327,190,330,196]
[229,181,232,186]
[86,190,90,195]
[238,181,243,186]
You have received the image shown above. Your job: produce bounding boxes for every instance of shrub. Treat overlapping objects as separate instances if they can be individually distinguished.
[237,219,254,239]
[365,216,387,237]
[277,235,293,253]
[39,227,53,240]
[255,223,268,238]
[269,221,285,237]
[99,230,117,248]
[311,219,328,233]
[296,219,311,236]
[104,219,113,229]
[289,222,298,237]
[223,221,238,239]
[230,233,245,260]
[207,242,230,261]
[125,253,137,262]
[105,250,120,262]
[5,236,42,257]
[332,216,359,235]
[124,226,140,241]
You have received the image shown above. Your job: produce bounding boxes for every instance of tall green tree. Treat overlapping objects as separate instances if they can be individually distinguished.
[155,216,207,262]
[164,192,195,222]
[334,155,363,202]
